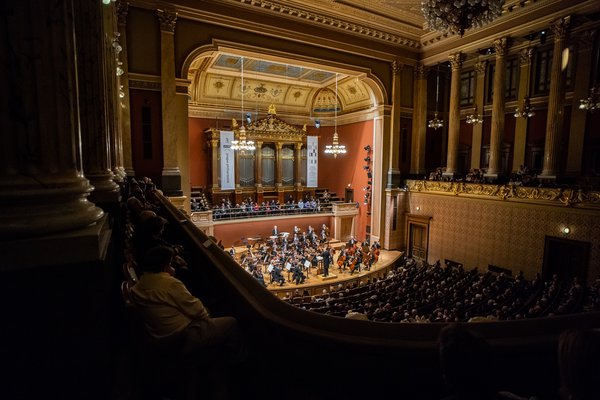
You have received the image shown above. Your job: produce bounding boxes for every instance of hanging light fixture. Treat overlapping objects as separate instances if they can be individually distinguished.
[421,0,505,37]
[515,47,535,119]
[231,56,255,151]
[324,73,346,158]
[428,64,444,129]
[466,104,483,124]
[579,86,600,113]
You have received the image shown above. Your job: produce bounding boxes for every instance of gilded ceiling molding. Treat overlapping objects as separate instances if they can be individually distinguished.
[406,180,600,209]
[234,0,421,49]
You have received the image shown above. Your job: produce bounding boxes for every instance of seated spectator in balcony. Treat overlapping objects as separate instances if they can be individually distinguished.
[558,328,600,400]
[438,324,528,400]
[132,215,188,273]
[131,246,247,397]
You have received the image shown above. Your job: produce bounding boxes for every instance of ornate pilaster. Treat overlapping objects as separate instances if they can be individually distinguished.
[117,0,134,177]
[410,64,429,176]
[487,37,508,177]
[513,48,533,172]
[275,142,283,187]
[566,29,596,177]
[541,16,570,179]
[446,52,464,175]
[0,0,104,239]
[73,0,120,204]
[210,139,219,189]
[388,60,403,187]
[471,61,487,170]
[157,8,181,195]
[294,142,303,188]
[255,141,263,190]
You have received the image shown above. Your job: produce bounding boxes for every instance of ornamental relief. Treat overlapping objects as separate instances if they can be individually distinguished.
[406,180,600,209]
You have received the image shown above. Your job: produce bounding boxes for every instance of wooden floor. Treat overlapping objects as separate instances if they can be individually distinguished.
[232,242,402,298]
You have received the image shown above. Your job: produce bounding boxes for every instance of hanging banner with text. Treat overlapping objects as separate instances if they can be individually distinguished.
[220,131,235,190]
[306,135,318,188]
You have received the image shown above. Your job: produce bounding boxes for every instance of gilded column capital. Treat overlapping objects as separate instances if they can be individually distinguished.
[519,48,534,66]
[210,139,219,148]
[415,63,429,80]
[256,141,263,148]
[275,142,283,150]
[550,16,571,40]
[157,9,177,33]
[295,142,303,150]
[493,37,508,57]
[391,60,404,75]
[448,52,465,70]
[116,1,129,26]
[474,61,487,75]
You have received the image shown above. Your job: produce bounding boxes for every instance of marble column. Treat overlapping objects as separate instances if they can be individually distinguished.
[471,61,487,170]
[387,60,403,188]
[541,16,571,179]
[0,0,104,239]
[445,52,464,176]
[372,106,392,248]
[512,48,533,172]
[117,0,134,177]
[74,0,120,205]
[158,9,182,195]
[487,38,508,177]
[566,30,595,177]
[410,64,428,177]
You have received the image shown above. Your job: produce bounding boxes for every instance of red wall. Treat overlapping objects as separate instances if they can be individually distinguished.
[214,216,333,247]
[188,117,215,189]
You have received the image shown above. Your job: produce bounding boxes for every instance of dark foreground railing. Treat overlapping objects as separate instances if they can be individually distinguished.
[159,193,600,400]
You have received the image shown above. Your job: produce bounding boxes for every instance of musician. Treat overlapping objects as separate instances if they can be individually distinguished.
[292,263,305,285]
[271,265,285,286]
[350,251,362,275]
[272,225,279,235]
[322,246,332,277]
[228,246,236,258]
[347,236,357,246]
[320,224,330,243]
[252,268,267,287]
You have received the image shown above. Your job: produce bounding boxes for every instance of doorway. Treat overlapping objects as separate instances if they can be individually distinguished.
[542,236,590,283]
[405,214,432,261]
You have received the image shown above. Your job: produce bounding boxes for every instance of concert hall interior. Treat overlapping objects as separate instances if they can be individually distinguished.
[3,1,600,399]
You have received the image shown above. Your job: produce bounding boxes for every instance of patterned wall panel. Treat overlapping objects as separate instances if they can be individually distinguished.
[408,192,600,279]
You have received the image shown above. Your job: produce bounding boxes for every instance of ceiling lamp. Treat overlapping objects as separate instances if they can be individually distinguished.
[231,57,255,151]
[324,73,346,158]
[514,96,535,118]
[579,86,600,112]
[428,64,444,130]
[466,104,483,124]
[421,0,505,37]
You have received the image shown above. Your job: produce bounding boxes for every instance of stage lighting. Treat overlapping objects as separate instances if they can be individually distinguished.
[246,112,252,125]
[315,119,321,128]
[367,172,372,179]
[364,145,371,151]
[364,156,371,162]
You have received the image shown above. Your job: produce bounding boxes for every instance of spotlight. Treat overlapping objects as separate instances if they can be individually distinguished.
[363,166,370,171]
[367,172,372,179]
[245,112,252,125]
[364,156,371,162]
[315,119,321,128]
[367,181,372,185]
[539,30,547,44]
[364,145,371,151]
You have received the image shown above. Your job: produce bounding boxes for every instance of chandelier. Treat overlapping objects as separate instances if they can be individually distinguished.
[421,0,505,36]
[579,86,600,112]
[466,104,483,124]
[324,73,346,158]
[514,96,535,118]
[231,57,255,151]
[428,64,444,130]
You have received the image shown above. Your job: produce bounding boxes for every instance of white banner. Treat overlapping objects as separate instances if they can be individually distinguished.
[306,135,318,187]
[220,131,235,190]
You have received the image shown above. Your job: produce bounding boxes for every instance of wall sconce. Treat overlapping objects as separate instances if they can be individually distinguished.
[562,226,571,235]
[315,119,321,128]
[416,206,421,211]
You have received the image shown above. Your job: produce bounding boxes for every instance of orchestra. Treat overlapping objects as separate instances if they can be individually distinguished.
[230,224,381,287]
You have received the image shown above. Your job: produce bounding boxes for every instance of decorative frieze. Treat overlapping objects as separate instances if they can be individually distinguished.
[406,180,600,209]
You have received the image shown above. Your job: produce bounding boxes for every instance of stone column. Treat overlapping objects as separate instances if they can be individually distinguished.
[0,0,104,239]
[74,0,120,205]
[541,16,571,179]
[471,61,487,170]
[445,52,464,176]
[210,139,219,190]
[410,64,428,177]
[117,0,134,177]
[387,60,403,188]
[512,48,533,172]
[566,30,595,177]
[158,9,182,195]
[487,37,507,177]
